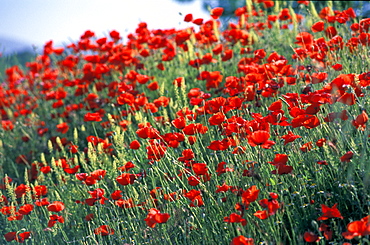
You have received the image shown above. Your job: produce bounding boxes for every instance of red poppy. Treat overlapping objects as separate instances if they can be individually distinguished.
[230,235,254,245]
[4,231,31,243]
[184,189,204,207]
[241,185,259,205]
[319,223,333,241]
[311,21,325,32]
[83,112,102,122]
[47,201,65,212]
[340,151,354,162]
[300,142,313,152]
[116,173,136,186]
[94,225,115,236]
[279,8,291,21]
[295,32,314,49]
[303,231,319,243]
[85,213,94,221]
[129,140,141,149]
[192,163,208,175]
[281,131,301,145]
[1,120,14,131]
[48,214,65,227]
[332,63,343,71]
[216,162,234,176]
[115,198,135,208]
[35,198,50,206]
[118,161,135,172]
[342,215,370,240]
[192,18,203,25]
[210,7,223,19]
[184,13,193,22]
[254,210,269,220]
[317,203,343,220]
[352,110,368,129]
[18,204,34,215]
[188,176,200,186]
[208,112,226,126]
[247,130,275,149]
[224,213,247,226]
[207,139,231,151]
[144,208,170,228]
[316,138,326,147]
[172,116,186,129]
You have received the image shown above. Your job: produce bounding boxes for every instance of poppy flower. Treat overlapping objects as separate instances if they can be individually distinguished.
[300,142,313,152]
[192,18,203,25]
[332,63,343,71]
[48,214,65,227]
[295,32,314,49]
[192,163,208,175]
[340,151,353,162]
[254,210,269,220]
[4,231,31,243]
[1,120,14,131]
[188,176,200,186]
[210,7,223,19]
[47,201,65,212]
[281,131,301,145]
[247,130,275,149]
[208,112,226,126]
[184,189,204,207]
[316,138,326,147]
[230,235,254,245]
[352,110,368,129]
[115,198,135,208]
[116,173,136,185]
[311,21,325,32]
[18,204,34,215]
[224,213,247,226]
[184,13,193,22]
[85,213,94,221]
[144,208,170,228]
[319,223,333,241]
[83,112,102,122]
[317,203,343,221]
[279,8,291,21]
[35,198,50,206]
[129,140,141,150]
[303,231,319,243]
[207,139,231,151]
[216,162,234,176]
[342,215,370,240]
[241,185,259,205]
[94,225,115,236]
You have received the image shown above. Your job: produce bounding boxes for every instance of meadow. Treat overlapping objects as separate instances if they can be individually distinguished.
[0,0,369,244]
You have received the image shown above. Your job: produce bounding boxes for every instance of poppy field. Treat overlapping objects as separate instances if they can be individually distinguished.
[0,0,369,244]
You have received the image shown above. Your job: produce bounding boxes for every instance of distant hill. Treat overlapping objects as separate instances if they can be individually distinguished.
[0,36,36,55]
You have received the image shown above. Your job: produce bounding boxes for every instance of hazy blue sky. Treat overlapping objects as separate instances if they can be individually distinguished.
[0,0,209,52]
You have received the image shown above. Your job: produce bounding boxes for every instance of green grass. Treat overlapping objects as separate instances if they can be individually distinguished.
[0,1,369,244]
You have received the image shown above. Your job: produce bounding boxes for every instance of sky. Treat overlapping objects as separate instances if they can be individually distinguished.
[0,0,209,54]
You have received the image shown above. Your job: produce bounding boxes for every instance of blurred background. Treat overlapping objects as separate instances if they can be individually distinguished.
[0,0,369,64]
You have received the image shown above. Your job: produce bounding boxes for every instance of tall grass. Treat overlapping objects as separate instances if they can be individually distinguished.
[0,1,369,244]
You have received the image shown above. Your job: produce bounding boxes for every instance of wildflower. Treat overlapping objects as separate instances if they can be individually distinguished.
[94,225,114,236]
[47,201,65,212]
[230,235,254,245]
[303,231,319,243]
[144,208,170,228]
[48,214,64,227]
[4,231,31,243]
[317,203,343,220]
[342,215,370,240]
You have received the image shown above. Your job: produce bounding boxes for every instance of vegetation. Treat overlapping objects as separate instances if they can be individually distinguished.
[0,1,369,244]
